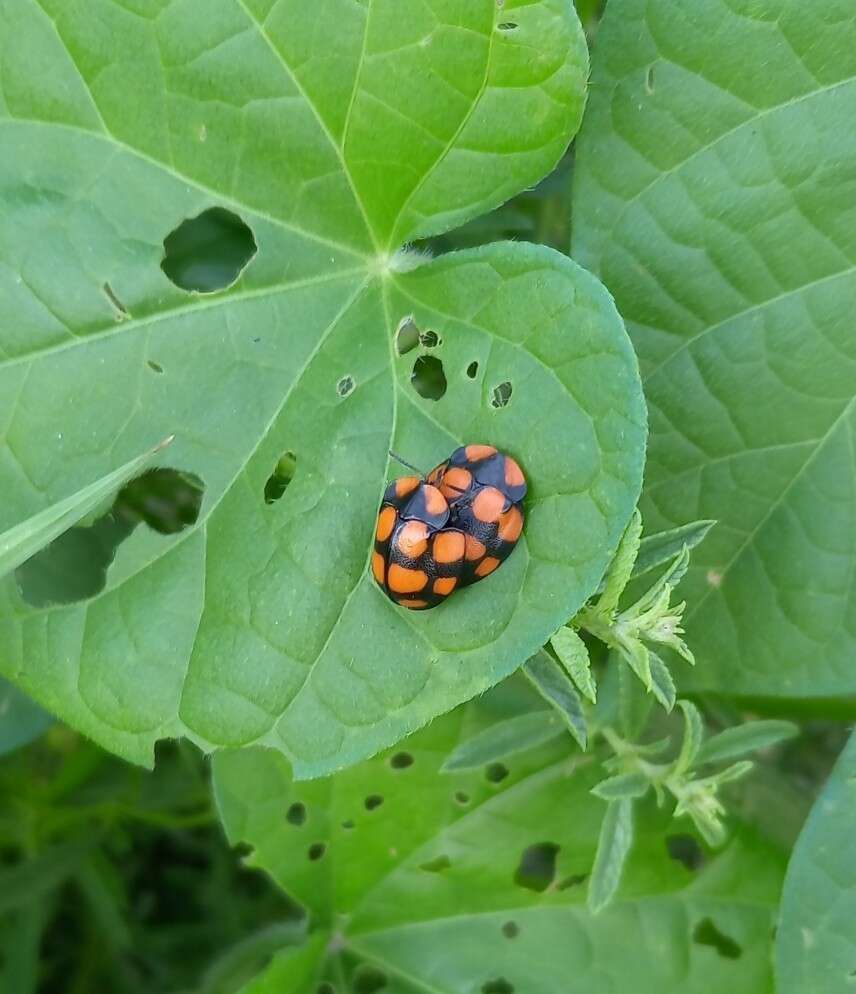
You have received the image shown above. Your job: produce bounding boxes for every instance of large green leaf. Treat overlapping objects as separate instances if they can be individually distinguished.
[0,0,646,776]
[214,681,786,993]
[572,0,856,702]
[776,730,856,994]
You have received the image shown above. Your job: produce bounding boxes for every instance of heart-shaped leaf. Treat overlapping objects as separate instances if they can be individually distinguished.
[572,0,856,703]
[0,0,645,776]
[213,682,787,992]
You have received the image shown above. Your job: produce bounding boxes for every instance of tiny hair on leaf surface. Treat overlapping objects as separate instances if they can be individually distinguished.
[213,681,788,993]
[0,0,645,776]
[573,0,856,703]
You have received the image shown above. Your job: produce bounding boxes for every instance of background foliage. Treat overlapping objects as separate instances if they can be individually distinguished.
[1,0,854,992]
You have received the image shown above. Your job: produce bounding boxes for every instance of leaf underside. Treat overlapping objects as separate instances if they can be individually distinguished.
[0,0,645,776]
[572,0,856,702]
[214,683,787,993]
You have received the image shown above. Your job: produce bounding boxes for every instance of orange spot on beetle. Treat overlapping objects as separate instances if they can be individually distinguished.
[465,444,497,461]
[465,534,486,560]
[498,506,523,543]
[395,475,420,498]
[397,520,429,559]
[504,457,525,488]
[433,576,458,595]
[472,486,506,523]
[376,506,396,542]
[423,484,447,516]
[399,599,430,609]
[440,467,471,499]
[434,530,465,563]
[475,556,500,577]
[388,564,428,594]
[371,552,386,584]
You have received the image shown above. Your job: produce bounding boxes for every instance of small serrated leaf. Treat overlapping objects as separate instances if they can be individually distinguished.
[441,711,563,772]
[588,798,634,914]
[649,652,677,713]
[696,721,799,766]
[619,637,652,690]
[550,627,597,703]
[591,772,649,801]
[597,510,642,615]
[523,650,588,751]
[632,520,715,582]
[675,700,704,775]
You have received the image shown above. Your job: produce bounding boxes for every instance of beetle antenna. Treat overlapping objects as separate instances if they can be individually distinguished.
[388,450,426,477]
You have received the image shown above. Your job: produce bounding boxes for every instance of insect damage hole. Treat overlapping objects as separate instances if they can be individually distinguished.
[411,355,447,400]
[482,980,514,994]
[419,854,451,873]
[264,451,297,504]
[466,360,479,379]
[693,918,742,959]
[353,964,388,994]
[161,206,257,293]
[364,794,383,811]
[419,329,440,348]
[514,842,559,893]
[491,381,513,408]
[645,64,656,94]
[389,752,414,769]
[666,834,705,871]
[336,375,355,398]
[496,21,518,30]
[396,316,420,355]
[286,802,306,826]
[16,468,205,608]
[308,843,327,861]
[485,762,509,783]
[147,360,164,373]
[501,921,519,939]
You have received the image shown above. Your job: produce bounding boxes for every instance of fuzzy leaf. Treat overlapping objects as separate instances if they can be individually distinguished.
[0,0,646,776]
[442,711,563,772]
[550,626,597,703]
[597,509,642,615]
[697,720,799,767]
[573,0,856,702]
[523,650,588,751]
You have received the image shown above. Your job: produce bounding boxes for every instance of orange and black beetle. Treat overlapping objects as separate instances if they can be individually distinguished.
[372,445,527,610]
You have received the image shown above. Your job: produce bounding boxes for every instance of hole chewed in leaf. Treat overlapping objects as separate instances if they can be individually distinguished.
[482,980,514,994]
[514,842,559,893]
[556,873,587,890]
[364,795,384,811]
[666,834,705,871]
[411,355,447,400]
[419,854,451,873]
[420,329,440,348]
[286,802,306,826]
[693,918,742,959]
[161,207,257,293]
[116,468,204,534]
[353,965,388,994]
[496,21,518,31]
[485,762,509,783]
[102,281,129,319]
[645,64,656,94]
[491,381,513,408]
[16,468,204,608]
[454,791,470,806]
[341,820,355,831]
[396,316,420,355]
[337,375,355,398]
[308,843,326,861]
[389,752,414,769]
[466,360,479,379]
[502,921,519,939]
[265,451,297,504]
[147,360,164,373]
